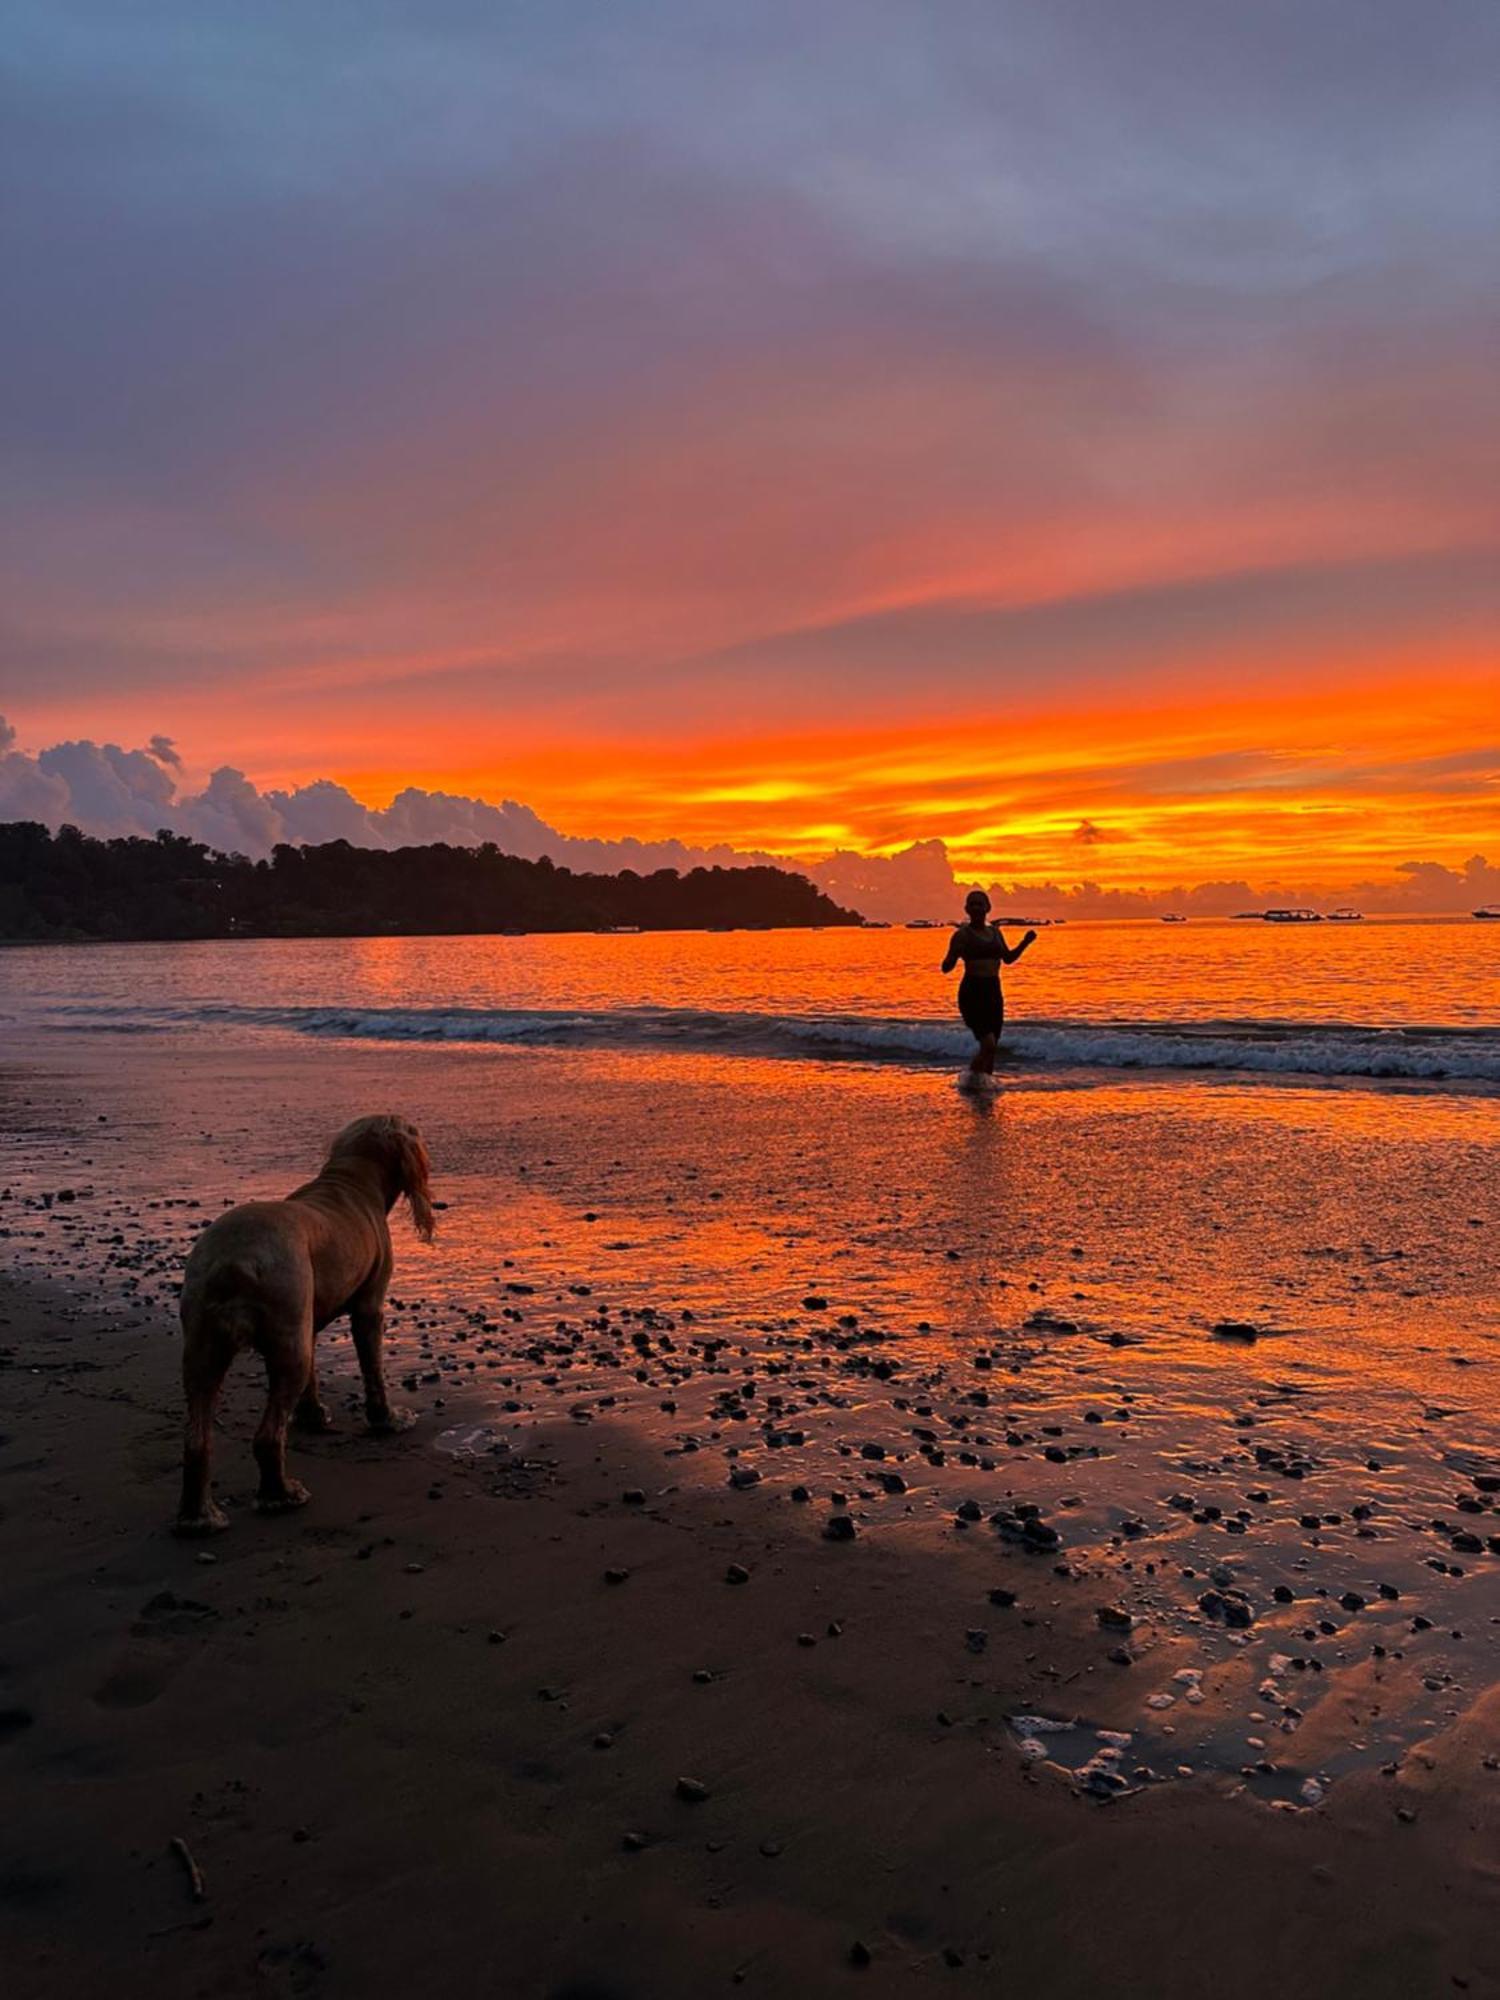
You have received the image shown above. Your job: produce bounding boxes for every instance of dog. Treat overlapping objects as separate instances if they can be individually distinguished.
[175,1114,435,1534]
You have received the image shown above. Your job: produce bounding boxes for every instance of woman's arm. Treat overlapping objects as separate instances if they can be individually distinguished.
[1001,928,1038,965]
[940,927,965,974]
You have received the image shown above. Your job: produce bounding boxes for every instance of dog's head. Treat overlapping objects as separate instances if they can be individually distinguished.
[329,1114,435,1240]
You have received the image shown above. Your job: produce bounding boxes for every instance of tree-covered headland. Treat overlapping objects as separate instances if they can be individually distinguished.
[0,823,864,941]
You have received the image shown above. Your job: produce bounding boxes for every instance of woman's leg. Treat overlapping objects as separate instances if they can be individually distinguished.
[978,1031,998,1075]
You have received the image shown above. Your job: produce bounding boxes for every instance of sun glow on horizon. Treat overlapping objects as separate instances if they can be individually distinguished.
[211,643,1498,894]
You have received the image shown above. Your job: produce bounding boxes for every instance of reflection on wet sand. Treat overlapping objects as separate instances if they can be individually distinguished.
[5,1029,1496,1813]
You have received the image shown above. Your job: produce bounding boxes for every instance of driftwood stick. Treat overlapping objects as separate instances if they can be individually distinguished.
[168,1835,206,1902]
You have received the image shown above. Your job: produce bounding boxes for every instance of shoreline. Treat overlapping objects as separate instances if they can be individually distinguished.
[5,1256,1500,1998]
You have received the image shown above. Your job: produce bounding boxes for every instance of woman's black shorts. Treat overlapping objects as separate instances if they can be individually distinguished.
[958,975,1004,1041]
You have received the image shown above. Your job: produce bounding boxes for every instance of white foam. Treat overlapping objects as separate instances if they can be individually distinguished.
[47,999,1500,1087]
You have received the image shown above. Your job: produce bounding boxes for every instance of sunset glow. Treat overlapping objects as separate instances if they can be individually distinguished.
[1,2,1496,903]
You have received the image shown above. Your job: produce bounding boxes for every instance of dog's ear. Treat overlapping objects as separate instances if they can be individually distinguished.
[392,1125,435,1241]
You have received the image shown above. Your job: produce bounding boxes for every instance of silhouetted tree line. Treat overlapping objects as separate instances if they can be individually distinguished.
[0,822,863,941]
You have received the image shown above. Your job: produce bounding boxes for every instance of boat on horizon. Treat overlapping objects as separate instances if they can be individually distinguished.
[1263,907,1323,923]
[1160,913,1187,923]
[1326,908,1363,921]
[1476,906,1500,920]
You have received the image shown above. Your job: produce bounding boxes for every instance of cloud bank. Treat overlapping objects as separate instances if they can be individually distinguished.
[3,716,1495,922]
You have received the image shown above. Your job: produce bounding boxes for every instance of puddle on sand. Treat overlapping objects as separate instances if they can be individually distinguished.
[1004,1631,1470,1812]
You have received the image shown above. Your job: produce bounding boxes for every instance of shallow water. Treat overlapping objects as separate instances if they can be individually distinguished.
[4,917,1498,1083]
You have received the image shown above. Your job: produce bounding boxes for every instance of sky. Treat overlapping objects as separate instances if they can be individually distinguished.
[2,0,1497,904]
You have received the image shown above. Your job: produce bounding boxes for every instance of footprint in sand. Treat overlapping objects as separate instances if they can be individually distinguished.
[255,1940,328,1997]
[91,1591,219,1710]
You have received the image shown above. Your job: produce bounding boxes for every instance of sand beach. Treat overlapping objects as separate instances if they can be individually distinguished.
[5,1227,1500,1999]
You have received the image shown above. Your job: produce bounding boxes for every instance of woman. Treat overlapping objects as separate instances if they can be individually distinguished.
[941,890,1036,1080]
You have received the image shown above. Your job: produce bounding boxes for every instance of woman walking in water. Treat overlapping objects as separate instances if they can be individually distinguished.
[941,890,1036,1082]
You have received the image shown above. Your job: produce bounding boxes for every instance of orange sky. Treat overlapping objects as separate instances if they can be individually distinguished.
[335,654,1498,889]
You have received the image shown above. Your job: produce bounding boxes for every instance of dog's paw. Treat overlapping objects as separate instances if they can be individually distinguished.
[173,1502,231,1537]
[293,1401,338,1434]
[256,1479,312,1515]
[367,1405,417,1437]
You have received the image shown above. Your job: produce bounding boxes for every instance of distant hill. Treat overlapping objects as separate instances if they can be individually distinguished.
[0,822,864,941]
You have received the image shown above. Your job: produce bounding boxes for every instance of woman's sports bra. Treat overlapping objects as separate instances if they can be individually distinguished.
[959,923,1004,970]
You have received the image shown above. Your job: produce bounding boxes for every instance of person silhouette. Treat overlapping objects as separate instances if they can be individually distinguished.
[940,889,1036,1081]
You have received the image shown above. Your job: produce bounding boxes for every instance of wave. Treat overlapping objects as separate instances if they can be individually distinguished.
[44,1001,1500,1085]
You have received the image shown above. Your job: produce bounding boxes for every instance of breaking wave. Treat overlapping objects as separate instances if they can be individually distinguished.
[44,1001,1500,1086]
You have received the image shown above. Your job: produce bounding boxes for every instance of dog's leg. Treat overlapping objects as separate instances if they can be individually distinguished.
[351,1295,415,1435]
[293,1350,337,1434]
[175,1345,231,1536]
[254,1329,314,1514]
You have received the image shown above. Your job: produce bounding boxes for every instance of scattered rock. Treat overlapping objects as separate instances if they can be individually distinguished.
[1212,1320,1260,1342]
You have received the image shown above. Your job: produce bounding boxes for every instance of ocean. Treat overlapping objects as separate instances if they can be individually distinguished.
[6,915,1499,1083]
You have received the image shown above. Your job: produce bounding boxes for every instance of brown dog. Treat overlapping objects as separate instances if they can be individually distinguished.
[175,1114,435,1533]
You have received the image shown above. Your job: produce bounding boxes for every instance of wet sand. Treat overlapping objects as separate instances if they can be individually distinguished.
[3,1025,1500,1996]
[5,1257,1500,2000]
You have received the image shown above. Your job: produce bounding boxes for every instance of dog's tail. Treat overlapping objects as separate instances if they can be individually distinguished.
[182,1262,264,1366]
